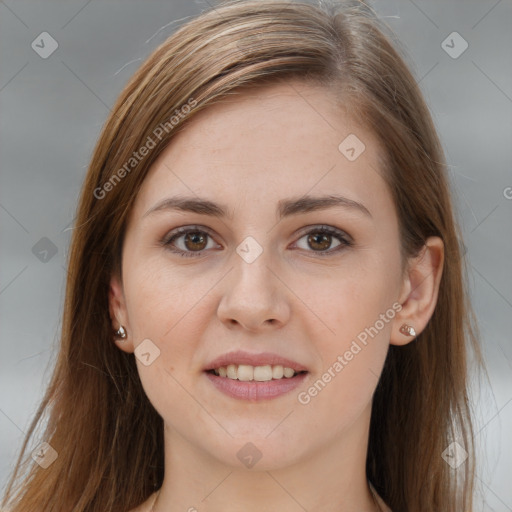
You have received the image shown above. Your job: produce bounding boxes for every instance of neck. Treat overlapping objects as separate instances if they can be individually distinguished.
[151,404,386,512]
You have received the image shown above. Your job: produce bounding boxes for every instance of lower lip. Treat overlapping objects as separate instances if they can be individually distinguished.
[204,371,308,401]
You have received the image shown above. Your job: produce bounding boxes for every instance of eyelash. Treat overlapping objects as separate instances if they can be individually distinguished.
[161,225,352,258]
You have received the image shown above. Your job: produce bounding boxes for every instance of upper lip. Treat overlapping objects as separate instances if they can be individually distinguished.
[204,350,308,372]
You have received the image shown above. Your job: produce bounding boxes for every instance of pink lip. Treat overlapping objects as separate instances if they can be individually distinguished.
[204,350,308,372]
[205,371,308,401]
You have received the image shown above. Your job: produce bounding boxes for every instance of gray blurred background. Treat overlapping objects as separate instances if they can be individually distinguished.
[1,0,511,509]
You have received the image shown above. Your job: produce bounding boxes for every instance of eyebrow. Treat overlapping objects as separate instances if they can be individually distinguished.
[143,194,372,220]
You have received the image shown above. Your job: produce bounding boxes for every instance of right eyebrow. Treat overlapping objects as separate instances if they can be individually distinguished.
[143,193,372,220]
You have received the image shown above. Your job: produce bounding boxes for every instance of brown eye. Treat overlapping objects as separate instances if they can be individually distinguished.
[163,227,219,258]
[307,232,334,251]
[183,231,208,251]
[163,225,351,259]
[294,226,351,256]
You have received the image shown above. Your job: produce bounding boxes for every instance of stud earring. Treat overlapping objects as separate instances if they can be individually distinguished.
[399,324,416,337]
[115,325,127,339]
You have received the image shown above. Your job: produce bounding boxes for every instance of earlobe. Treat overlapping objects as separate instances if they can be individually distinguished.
[390,236,444,346]
[399,324,416,337]
[109,275,135,353]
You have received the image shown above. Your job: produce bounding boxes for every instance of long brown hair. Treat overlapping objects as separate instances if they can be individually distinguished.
[1,1,482,510]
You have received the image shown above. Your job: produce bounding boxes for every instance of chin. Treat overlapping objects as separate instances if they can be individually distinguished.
[205,431,307,471]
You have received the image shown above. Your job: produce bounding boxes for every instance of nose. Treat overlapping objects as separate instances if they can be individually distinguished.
[217,251,291,332]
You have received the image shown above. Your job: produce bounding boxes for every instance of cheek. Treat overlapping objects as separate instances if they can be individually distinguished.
[291,254,398,413]
[123,254,204,338]
[294,302,393,439]
[291,251,400,345]
[122,256,215,387]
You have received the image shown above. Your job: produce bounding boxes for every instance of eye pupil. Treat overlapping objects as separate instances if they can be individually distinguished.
[308,233,331,251]
[185,232,207,251]
[166,226,347,258]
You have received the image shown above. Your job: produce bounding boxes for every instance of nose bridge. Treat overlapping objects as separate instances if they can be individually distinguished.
[217,238,290,330]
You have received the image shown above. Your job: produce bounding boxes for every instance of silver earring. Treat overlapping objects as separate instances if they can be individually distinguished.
[399,324,416,337]
[115,325,127,339]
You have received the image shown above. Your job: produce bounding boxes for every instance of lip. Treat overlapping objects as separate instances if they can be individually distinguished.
[205,371,308,401]
[204,350,308,372]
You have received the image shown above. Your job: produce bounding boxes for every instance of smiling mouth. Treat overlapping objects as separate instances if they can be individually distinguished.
[206,364,308,382]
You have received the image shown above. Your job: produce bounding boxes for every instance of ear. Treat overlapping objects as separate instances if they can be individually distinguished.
[109,274,135,353]
[390,236,444,346]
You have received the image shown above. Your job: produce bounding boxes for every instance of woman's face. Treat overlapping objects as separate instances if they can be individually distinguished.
[112,81,408,470]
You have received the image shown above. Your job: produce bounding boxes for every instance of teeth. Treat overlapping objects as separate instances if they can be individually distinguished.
[237,364,254,381]
[226,364,237,379]
[283,366,295,378]
[272,365,284,379]
[253,365,272,381]
[212,364,300,381]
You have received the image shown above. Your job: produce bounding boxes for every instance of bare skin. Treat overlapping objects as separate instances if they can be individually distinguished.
[111,80,443,512]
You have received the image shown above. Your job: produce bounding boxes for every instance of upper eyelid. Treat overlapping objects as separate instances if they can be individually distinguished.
[163,224,351,247]
[163,225,217,243]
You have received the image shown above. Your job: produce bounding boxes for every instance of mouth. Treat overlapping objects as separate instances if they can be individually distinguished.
[203,351,309,401]
[206,364,308,381]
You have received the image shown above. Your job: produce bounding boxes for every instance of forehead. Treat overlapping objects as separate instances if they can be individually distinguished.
[134,81,388,217]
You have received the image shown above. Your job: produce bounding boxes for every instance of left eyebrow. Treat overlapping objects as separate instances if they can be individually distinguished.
[143,193,372,220]
[278,194,372,219]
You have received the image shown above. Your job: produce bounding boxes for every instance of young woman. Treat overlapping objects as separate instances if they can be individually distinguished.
[1,1,482,511]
